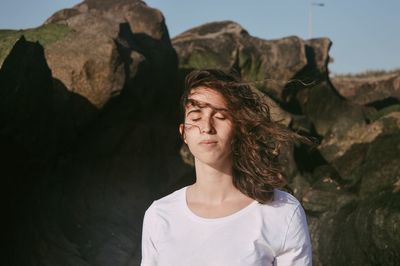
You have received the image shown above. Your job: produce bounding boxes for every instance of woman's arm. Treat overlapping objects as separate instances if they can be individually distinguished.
[274,204,312,266]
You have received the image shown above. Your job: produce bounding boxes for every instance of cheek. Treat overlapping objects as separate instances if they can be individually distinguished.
[220,124,234,140]
[183,130,196,146]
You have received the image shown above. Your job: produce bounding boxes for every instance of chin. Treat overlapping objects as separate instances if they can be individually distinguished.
[194,154,231,168]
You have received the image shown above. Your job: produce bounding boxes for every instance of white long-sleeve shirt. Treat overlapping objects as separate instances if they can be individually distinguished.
[141,186,312,266]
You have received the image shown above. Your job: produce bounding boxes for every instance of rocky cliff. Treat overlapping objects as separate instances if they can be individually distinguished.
[2,1,191,265]
[1,0,399,265]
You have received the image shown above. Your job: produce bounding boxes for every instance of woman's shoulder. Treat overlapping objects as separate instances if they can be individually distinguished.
[256,189,303,217]
[146,186,187,214]
[254,189,306,234]
[272,189,302,208]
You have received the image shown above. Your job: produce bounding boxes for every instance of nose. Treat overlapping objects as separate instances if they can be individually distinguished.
[200,117,215,134]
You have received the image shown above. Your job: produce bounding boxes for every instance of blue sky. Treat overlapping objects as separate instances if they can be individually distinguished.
[1,0,399,74]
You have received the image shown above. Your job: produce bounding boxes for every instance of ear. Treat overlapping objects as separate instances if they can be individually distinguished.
[179,124,187,144]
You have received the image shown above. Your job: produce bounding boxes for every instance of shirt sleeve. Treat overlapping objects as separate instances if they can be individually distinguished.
[274,204,312,266]
[140,204,159,266]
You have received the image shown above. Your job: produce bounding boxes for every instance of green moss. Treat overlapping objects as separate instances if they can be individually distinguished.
[0,24,72,65]
[238,52,265,90]
[367,104,400,122]
[180,51,225,69]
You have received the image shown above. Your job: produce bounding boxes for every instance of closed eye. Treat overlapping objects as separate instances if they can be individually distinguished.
[187,111,202,122]
[214,112,227,120]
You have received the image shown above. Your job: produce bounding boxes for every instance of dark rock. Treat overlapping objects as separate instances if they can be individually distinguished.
[330,143,368,185]
[0,36,95,162]
[329,112,400,188]
[305,38,332,75]
[317,192,400,266]
[319,111,400,164]
[367,103,400,122]
[296,80,366,137]
[43,118,192,265]
[1,1,185,265]
[302,165,355,213]
[290,114,315,134]
[0,36,97,265]
[308,113,400,266]
[290,173,311,200]
[357,131,400,197]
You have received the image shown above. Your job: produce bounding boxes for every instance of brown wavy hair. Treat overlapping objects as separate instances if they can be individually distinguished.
[181,69,308,203]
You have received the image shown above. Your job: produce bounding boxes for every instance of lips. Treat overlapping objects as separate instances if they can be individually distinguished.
[199,140,218,144]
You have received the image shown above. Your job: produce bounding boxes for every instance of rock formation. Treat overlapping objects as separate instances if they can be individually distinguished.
[332,70,400,107]
[173,21,321,103]
[43,0,177,108]
[1,1,191,265]
[1,0,399,265]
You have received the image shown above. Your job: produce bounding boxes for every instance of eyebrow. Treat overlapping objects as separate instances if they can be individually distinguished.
[186,109,201,117]
[185,107,229,118]
[186,99,228,113]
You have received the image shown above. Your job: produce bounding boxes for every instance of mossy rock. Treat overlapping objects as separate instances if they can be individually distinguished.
[367,104,400,122]
[357,133,400,196]
[0,23,72,66]
[239,51,265,85]
[322,192,400,266]
[179,51,228,70]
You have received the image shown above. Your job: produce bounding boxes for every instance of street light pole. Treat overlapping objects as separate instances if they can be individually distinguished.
[308,1,325,39]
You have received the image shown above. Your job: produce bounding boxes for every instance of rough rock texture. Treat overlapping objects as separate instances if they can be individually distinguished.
[1,1,190,265]
[1,1,400,266]
[1,36,96,265]
[44,0,176,108]
[0,23,72,67]
[172,21,331,104]
[331,71,400,107]
[0,36,98,163]
[302,126,400,265]
[319,112,400,163]
[295,80,367,136]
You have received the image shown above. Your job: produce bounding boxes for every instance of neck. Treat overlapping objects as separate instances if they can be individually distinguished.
[191,158,238,204]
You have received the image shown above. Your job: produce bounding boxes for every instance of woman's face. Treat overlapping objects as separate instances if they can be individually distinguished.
[180,86,234,168]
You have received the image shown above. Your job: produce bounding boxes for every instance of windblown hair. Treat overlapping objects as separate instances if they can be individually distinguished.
[181,69,308,203]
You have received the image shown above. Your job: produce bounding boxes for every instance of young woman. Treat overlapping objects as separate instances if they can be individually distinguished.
[141,69,312,265]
